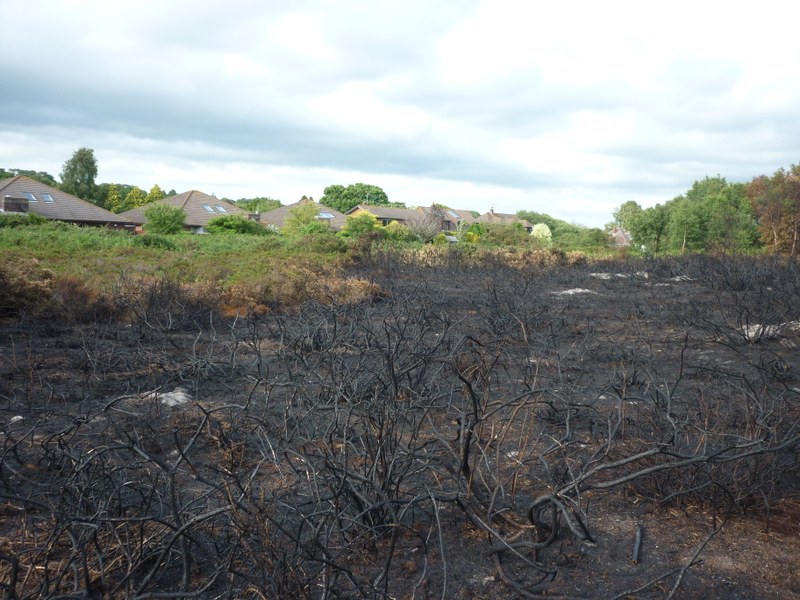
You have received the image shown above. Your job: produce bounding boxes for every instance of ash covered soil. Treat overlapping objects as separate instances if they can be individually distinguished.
[1,255,799,599]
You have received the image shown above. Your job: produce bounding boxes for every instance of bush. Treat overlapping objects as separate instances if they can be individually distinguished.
[144,204,186,234]
[131,234,177,251]
[0,213,48,228]
[483,223,531,247]
[340,212,382,238]
[383,220,415,242]
[292,231,347,254]
[206,215,270,235]
[0,261,54,318]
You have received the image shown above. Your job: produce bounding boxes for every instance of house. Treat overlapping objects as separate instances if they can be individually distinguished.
[609,226,632,247]
[259,198,346,231]
[415,206,477,231]
[345,205,421,227]
[118,190,253,233]
[0,176,132,228]
[476,208,533,232]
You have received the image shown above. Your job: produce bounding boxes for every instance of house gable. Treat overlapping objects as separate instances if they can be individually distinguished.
[260,199,346,231]
[0,176,131,227]
[118,190,251,232]
[345,205,420,226]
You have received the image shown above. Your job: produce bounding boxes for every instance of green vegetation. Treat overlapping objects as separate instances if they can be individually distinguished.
[6,148,800,275]
[746,163,800,256]
[0,168,58,186]
[320,183,400,213]
[282,202,330,237]
[235,197,282,213]
[0,212,48,228]
[206,214,272,235]
[143,204,186,234]
[59,147,99,203]
[613,176,762,255]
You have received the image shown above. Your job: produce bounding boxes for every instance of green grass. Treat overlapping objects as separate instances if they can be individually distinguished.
[0,223,345,286]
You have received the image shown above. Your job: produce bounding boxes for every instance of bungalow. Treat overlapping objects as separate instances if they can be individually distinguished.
[476,208,533,232]
[415,206,477,231]
[345,205,421,227]
[609,226,632,247]
[260,198,347,231]
[118,190,254,233]
[0,176,132,228]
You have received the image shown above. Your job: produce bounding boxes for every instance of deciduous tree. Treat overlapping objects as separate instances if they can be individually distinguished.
[60,147,98,202]
[0,168,58,186]
[746,164,800,255]
[320,183,392,213]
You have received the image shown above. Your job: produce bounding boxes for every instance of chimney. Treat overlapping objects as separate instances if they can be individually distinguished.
[2,195,29,213]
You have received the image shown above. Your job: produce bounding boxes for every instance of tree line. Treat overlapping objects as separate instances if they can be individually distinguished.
[0,148,276,214]
[613,163,800,256]
[5,148,800,256]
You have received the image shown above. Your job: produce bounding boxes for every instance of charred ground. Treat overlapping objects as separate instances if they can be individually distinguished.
[1,254,799,599]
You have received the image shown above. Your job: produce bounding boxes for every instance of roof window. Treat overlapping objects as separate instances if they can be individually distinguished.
[202,204,215,213]
[22,192,37,202]
[42,193,55,203]
[318,212,334,219]
[215,205,228,213]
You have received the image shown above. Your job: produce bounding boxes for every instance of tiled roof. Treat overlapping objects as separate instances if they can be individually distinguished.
[346,205,420,222]
[416,206,477,226]
[118,190,247,228]
[0,176,130,224]
[260,200,346,231]
[476,211,533,229]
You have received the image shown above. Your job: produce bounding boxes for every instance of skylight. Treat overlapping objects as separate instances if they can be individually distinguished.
[447,210,460,220]
[318,212,334,219]
[22,192,37,202]
[42,193,55,203]
[215,205,228,213]
[202,204,215,213]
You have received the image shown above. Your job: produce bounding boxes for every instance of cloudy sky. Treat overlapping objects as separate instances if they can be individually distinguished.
[2,1,799,227]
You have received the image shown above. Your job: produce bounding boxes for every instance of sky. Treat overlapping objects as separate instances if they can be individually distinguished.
[2,0,799,228]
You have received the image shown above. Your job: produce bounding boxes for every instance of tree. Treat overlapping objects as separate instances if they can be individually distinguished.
[143,204,186,234]
[0,168,58,186]
[320,183,392,213]
[144,184,166,204]
[611,201,642,231]
[518,210,582,242]
[105,184,123,213]
[283,202,329,237]
[235,197,282,213]
[407,206,445,242]
[746,164,800,255]
[628,203,669,253]
[60,147,98,202]
[206,214,269,235]
[122,186,147,210]
[659,177,760,254]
